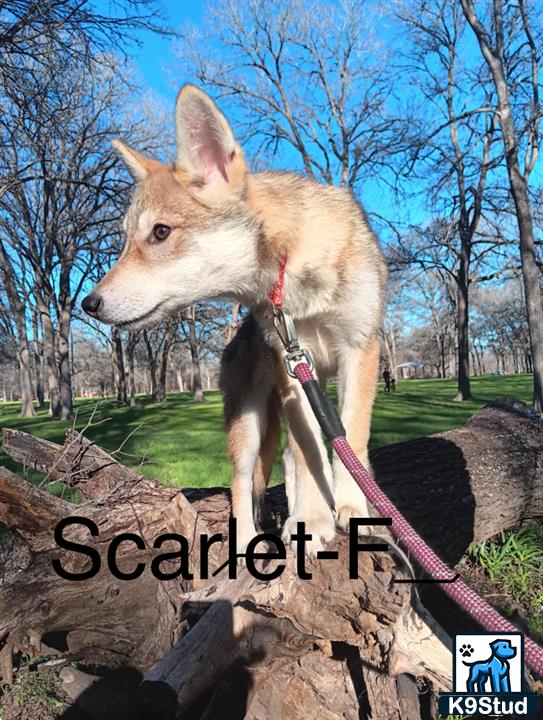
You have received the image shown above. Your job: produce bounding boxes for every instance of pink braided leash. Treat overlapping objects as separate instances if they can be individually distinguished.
[293,361,543,677]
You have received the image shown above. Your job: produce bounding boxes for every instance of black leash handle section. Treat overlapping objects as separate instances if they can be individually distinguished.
[299,379,346,441]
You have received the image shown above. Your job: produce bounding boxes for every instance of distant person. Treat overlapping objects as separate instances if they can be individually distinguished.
[383,368,392,392]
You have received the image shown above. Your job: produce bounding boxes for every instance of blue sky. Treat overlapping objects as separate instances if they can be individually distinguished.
[102,0,541,252]
[125,0,416,238]
[132,0,202,100]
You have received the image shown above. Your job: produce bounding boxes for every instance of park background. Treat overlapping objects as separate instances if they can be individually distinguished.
[1,0,542,422]
[0,1,543,716]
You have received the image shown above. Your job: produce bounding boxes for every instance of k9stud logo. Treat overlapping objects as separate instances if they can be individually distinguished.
[438,632,540,717]
[455,632,523,693]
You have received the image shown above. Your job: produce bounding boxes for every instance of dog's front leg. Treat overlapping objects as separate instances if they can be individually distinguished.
[332,335,380,531]
[226,396,271,561]
[277,363,336,555]
[228,406,262,557]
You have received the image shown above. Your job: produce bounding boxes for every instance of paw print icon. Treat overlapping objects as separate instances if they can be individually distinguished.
[460,644,474,658]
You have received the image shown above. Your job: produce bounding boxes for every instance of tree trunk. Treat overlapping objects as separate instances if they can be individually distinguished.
[57,306,74,420]
[0,243,35,417]
[473,344,483,376]
[156,325,175,403]
[16,341,35,418]
[39,300,61,418]
[187,306,204,403]
[453,243,472,401]
[32,312,45,410]
[439,335,446,379]
[1,398,542,718]
[156,356,167,402]
[126,332,138,407]
[381,323,398,380]
[55,256,75,419]
[509,173,543,409]
[112,328,128,406]
[226,303,241,344]
[143,331,160,402]
[460,0,543,412]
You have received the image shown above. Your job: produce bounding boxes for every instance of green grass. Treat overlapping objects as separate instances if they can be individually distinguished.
[468,523,543,640]
[0,373,533,489]
[0,665,67,718]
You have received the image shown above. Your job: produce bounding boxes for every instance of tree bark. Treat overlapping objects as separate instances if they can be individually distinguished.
[440,334,446,378]
[38,298,61,418]
[225,303,241,344]
[0,242,35,417]
[453,249,472,400]
[187,306,204,403]
[381,322,398,379]
[16,341,35,418]
[156,324,176,403]
[508,171,543,409]
[32,311,45,410]
[143,330,160,402]
[57,305,74,420]
[447,40,475,402]
[1,398,541,717]
[126,331,138,407]
[112,327,128,406]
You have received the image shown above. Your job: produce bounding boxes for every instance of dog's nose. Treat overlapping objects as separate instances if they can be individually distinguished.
[81,293,103,318]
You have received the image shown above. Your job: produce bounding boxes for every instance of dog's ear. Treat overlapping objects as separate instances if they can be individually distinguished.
[112,140,162,181]
[175,85,247,203]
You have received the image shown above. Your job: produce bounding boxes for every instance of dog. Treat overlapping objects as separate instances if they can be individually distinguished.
[81,85,387,556]
[463,639,517,693]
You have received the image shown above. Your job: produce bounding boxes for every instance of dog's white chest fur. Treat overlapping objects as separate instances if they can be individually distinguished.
[290,319,339,377]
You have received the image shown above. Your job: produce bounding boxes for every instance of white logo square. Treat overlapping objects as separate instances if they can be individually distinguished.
[454,633,523,694]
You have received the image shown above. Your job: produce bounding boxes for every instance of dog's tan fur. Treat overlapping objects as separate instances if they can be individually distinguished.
[86,85,387,555]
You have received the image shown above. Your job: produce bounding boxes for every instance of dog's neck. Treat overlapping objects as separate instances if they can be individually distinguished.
[232,174,295,310]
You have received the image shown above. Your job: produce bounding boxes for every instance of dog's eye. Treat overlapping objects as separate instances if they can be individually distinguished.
[152,224,171,242]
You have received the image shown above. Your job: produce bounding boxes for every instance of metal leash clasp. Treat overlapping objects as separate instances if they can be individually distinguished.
[272,307,314,378]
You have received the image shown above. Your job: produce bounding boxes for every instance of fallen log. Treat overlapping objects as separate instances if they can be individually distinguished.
[182,398,543,563]
[0,397,541,719]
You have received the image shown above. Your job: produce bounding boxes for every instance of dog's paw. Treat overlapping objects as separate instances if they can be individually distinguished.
[334,504,372,534]
[282,513,336,556]
[460,643,474,658]
[332,472,370,531]
[235,533,255,566]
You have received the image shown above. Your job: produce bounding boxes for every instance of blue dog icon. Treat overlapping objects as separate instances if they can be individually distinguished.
[463,639,517,693]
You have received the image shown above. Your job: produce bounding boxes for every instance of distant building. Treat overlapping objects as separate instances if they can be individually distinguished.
[397,360,426,379]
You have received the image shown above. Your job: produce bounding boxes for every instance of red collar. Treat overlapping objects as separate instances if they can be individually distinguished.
[268,254,287,309]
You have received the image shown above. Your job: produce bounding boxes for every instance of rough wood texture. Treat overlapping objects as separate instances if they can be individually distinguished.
[1,397,541,719]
